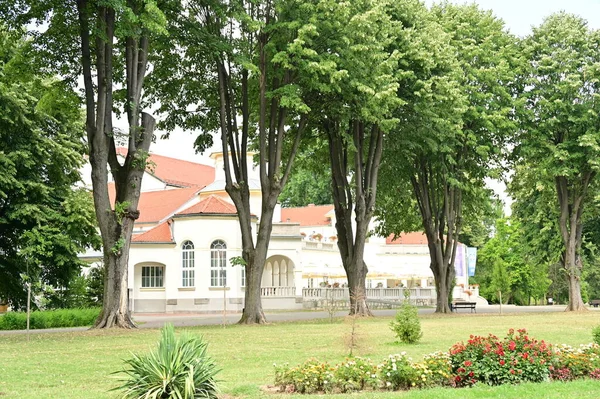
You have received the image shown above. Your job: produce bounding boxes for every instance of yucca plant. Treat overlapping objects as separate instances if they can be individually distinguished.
[114,324,220,398]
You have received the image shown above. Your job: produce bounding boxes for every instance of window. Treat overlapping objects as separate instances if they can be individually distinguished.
[142,266,164,288]
[241,267,246,287]
[181,240,195,287]
[210,240,227,287]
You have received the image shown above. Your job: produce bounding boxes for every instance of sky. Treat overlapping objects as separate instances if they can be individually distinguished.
[152,0,600,165]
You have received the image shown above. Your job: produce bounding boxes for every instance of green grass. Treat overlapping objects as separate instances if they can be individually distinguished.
[1,311,600,398]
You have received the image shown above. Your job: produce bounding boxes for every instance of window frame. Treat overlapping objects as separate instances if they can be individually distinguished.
[210,240,227,287]
[181,240,195,287]
[141,265,164,288]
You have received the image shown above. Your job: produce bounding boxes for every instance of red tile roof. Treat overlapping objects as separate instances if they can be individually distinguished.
[280,204,334,226]
[177,195,237,216]
[108,184,201,223]
[116,147,215,188]
[132,221,174,243]
[386,232,428,245]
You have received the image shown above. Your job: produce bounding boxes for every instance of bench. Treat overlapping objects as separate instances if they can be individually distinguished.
[450,300,476,313]
[590,299,600,308]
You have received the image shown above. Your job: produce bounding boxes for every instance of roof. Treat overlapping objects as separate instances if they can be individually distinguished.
[108,184,201,223]
[200,178,261,193]
[116,147,215,188]
[132,221,174,243]
[280,204,335,226]
[386,232,428,245]
[176,195,238,216]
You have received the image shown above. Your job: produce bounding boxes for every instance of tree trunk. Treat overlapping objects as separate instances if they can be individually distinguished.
[239,255,267,324]
[431,256,454,314]
[346,259,371,316]
[564,246,586,311]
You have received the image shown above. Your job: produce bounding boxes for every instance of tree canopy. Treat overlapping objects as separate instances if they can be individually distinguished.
[0,28,99,308]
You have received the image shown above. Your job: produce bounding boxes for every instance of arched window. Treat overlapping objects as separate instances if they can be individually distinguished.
[182,240,195,287]
[210,240,227,287]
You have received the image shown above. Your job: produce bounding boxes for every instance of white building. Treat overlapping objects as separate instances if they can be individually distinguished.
[82,151,481,313]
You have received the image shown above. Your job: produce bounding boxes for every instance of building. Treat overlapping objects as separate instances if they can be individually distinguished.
[81,151,482,313]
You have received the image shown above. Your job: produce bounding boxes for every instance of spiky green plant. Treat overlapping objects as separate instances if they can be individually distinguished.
[114,324,220,398]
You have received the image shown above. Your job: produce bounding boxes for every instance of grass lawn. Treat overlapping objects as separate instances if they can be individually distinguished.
[2,311,600,398]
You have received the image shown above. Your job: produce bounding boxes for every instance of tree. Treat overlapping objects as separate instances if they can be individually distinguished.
[3,0,171,327]
[377,4,517,313]
[290,0,419,316]
[150,0,313,324]
[0,27,100,309]
[516,13,600,311]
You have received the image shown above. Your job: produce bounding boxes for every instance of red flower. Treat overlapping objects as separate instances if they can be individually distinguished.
[499,359,506,366]
[508,341,516,351]
[510,369,515,375]
[455,376,462,382]
[464,361,472,367]
[469,371,474,377]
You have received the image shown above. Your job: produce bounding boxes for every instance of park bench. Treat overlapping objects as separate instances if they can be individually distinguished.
[590,299,600,308]
[450,299,476,313]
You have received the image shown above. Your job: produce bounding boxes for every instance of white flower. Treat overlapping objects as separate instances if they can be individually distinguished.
[386,382,392,387]
[387,372,391,376]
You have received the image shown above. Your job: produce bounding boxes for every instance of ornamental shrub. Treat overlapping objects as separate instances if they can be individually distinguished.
[422,351,453,386]
[449,328,554,386]
[274,359,334,394]
[379,353,424,390]
[552,343,600,380]
[333,357,379,392]
[115,324,219,399]
[389,301,422,344]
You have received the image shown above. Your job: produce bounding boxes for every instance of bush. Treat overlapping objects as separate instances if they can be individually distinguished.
[592,325,600,345]
[379,353,425,390]
[449,328,554,387]
[422,351,453,387]
[274,359,334,394]
[552,343,600,380]
[389,301,422,344]
[0,308,100,330]
[333,357,378,392]
[115,324,220,399]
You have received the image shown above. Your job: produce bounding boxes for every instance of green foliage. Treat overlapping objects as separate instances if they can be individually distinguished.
[449,329,554,386]
[592,326,600,345]
[115,324,220,399]
[379,353,424,390]
[85,265,105,306]
[0,28,100,308]
[0,308,100,330]
[333,357,379,392]
[389,299,423,344]
[274,359,334,394]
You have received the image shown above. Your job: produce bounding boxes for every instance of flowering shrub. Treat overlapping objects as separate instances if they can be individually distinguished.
[422,351,453,387]
[552,343,600,380]
[274,359,334,394]
[379,353,427,390]
[333,357,378,392]
[449,329,554,386]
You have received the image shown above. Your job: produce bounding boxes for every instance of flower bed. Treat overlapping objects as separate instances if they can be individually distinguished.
[273,329,600,394]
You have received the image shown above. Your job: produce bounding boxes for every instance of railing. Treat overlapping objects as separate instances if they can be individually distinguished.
[261,286,296,297]
[302,287,436,304]
[302,242,337,251]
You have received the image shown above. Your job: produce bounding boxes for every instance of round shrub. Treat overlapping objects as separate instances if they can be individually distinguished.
[115,324,220,399]
[333,357,378,392]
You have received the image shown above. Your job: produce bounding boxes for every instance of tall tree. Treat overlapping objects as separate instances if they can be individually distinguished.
[0,28,100,308]
[3,0,170,327]
[377,4,517,313]
[150,0,311,324]
[287,0,413,315]
[516,13,600,311]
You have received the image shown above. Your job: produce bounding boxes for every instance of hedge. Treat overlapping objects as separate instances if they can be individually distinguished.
[0,308,101,330]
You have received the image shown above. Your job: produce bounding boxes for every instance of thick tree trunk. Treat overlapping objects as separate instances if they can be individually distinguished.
[564,246,586,311]
[95,236,135,328]
[346,259,371,316]
[239,254,267,324]
[431,256,454,313]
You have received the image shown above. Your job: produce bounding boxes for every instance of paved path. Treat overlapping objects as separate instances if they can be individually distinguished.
[0,304,582,336]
